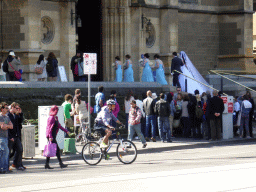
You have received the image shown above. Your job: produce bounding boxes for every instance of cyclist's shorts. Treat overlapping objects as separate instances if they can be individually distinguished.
[94,123,109,136]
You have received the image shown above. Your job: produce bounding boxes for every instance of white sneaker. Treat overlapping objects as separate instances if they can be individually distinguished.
[100,142,108,148]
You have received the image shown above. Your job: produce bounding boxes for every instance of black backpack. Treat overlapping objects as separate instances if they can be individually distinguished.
[46,59,53,73]
[2,60,9,73]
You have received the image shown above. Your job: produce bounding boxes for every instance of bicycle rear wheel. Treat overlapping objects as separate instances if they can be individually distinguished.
[116,140,137,164]
[82,142,102,165]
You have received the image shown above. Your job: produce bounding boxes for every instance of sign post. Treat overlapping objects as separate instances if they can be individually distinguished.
[221,96,234,139]
[83,53,97,131]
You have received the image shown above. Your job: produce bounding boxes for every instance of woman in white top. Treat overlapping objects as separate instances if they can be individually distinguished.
[75,95,88,134]
[35,54,47,81]
[124,90,134,129]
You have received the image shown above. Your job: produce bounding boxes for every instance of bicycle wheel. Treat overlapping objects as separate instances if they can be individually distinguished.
[116,140,137,164]
[82,142,102,165]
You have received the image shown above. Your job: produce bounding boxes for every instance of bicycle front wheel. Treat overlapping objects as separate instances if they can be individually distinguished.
[82,142,102,165]
[116,140,137,164]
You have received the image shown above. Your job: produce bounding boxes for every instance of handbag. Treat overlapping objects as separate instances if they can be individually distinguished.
[43,141,57,157]
[9,62,21,80]
[74,64,78,76]
[35,66,43,74]
[65,118,74,127]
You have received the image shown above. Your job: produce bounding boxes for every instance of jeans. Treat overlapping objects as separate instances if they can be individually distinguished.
[128,123,146,144]
[141,116,146,137]
[8,137,23,167]
[181,117,190,138]
[240,114,250,137]
[0,137,9,172]
[157,117,171,141]
[145,115,156,138]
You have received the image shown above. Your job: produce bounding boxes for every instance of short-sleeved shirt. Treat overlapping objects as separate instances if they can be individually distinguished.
[0,114,11,138]
[62,101,71,121]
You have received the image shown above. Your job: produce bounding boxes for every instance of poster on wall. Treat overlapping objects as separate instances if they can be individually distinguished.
[83,53,97,75]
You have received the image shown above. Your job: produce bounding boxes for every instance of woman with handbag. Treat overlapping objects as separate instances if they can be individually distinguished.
[45,105,70,169]
[35,54,47,81]
[6,51,22,81]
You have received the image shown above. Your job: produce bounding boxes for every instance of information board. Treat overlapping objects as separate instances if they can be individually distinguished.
[57,66,68,82]
[83,53,97,75]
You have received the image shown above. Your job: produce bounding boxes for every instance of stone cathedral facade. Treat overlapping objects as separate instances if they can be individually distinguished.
[0,0,255,82]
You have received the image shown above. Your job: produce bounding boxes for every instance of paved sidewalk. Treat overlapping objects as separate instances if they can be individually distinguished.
[27,136,256,162]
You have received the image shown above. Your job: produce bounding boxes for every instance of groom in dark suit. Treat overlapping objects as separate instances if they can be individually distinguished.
[171,52,184,87]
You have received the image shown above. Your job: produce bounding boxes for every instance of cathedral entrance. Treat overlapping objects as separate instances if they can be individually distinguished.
[76,0,103,81]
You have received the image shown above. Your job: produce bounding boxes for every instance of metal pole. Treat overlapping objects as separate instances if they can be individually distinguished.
[0,0,3,62]
[88,73,91,133]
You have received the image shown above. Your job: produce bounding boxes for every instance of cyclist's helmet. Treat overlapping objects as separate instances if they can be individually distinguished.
[106,99,116,105]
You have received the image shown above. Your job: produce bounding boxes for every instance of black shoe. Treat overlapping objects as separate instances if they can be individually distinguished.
[16,166,25,171]
[60,163,68,168]
[45,164,54,169]
[145,137,150,142]
[142,143,147,148]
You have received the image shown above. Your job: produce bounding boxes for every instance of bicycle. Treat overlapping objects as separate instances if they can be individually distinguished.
[81,125,137,165]
[75,122,91,153]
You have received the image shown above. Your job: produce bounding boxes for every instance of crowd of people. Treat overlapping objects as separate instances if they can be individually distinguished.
[1,50,60,82]
[1,84,255,174]
[94,85,256,144]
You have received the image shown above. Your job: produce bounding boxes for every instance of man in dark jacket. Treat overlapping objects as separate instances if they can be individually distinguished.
[143,90,157,142]
[8,102,25,170]
[171,52,184,87]
[70,50,83,82]
[155,93,172,142]
[208,90,225,140]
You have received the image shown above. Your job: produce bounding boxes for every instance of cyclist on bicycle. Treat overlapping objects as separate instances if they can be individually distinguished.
[94,99,123,148]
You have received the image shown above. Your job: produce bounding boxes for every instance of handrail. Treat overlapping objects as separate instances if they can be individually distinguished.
[209,70,256,94]
[173,70,228,96]
[212,71,256,80]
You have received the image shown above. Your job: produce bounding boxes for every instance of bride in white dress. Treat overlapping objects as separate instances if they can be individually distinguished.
[179,51,212,95]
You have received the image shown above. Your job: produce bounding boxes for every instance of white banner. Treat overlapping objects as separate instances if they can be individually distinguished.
[83,53,97,75]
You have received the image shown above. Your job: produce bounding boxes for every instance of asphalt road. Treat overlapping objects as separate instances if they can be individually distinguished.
[1,141,256,192]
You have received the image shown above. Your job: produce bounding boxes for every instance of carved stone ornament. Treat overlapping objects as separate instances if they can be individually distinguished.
[41,16,55,44]
[146,22,156,48]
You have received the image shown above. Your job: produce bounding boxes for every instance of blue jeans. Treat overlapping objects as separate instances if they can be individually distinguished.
[157,117,171,141]
[0,137,9,172]
[240,114,250,137]
[145,115,156,138]
[128,123,146,144]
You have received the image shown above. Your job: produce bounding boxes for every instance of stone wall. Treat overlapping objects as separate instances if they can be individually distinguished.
[178,13,219,75]
[0,0,76,81]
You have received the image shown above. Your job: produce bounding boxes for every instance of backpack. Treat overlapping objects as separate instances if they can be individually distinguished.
[195,105,204,119]
[46,59,53,73]
[2,60,8,73]
[158,101,170,117]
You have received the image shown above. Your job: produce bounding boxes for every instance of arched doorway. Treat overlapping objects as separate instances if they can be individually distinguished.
[76,0,103,81]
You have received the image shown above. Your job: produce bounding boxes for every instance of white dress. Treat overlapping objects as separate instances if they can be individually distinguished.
[179,51,212,94]
[35,60,47,79]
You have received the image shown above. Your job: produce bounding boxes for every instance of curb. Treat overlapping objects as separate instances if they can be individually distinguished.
[22,137,256,166]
